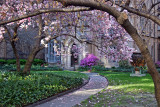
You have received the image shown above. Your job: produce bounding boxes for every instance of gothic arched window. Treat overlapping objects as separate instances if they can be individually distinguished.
[46,39,61,63]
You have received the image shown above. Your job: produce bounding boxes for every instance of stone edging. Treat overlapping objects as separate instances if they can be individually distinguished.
[26,77,90,107]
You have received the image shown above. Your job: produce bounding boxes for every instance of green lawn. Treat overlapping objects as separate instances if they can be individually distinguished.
[100,72,154,93]
[74,72,157,107]
[0,70,88,106]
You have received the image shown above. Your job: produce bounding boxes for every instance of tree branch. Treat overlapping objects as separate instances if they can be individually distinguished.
[149,1,160,12]
[120,0,131,12]
[39,34,61,50]
[0,7,90,26]
[3,25,12,42]
[108,0,160,25]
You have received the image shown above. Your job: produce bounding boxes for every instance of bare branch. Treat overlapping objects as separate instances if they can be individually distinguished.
[119,5,160,25]
[149,1,160,12]
[120,0,131,12]
[108,0,160,25]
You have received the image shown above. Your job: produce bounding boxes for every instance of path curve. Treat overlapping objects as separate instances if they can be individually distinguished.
[36,73,108,107]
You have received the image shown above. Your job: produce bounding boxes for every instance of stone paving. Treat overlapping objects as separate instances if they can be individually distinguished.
[36,73,108,107]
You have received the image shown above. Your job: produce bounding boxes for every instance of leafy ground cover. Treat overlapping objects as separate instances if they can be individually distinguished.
[74,72,157,107]
[0,71,88,106]
[33,71,88,79]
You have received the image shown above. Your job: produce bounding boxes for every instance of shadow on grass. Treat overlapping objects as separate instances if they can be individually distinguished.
[99,72,154,93]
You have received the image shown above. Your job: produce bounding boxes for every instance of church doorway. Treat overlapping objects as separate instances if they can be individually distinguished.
[71,44,78,68]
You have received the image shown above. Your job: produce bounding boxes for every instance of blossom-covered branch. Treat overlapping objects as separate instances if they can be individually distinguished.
[0,7,90,26]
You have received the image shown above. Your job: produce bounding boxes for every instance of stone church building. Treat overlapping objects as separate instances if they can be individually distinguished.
[45,36,120,70]
[0,25,120,70]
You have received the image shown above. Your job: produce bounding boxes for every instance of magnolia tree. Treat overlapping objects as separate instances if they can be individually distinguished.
[58,10,134,62]
[0,0,87,73]
[0,0,33,72]
[0,1,133,71]
[84,10,134,61]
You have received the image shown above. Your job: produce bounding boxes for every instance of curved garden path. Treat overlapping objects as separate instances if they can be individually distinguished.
[36,73,108,107]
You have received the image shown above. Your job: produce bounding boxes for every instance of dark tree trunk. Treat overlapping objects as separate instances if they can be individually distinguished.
[23,48,40,74]
[11,41,21,72]
[4,25,21,72]
[23,15,43,74]
[122,19,160,106]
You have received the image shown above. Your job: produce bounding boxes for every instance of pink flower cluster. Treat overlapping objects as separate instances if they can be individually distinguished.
[80,54,99,67]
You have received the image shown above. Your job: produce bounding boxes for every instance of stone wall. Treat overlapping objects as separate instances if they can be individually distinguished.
[0,27,45,60]
[129,0,160,62]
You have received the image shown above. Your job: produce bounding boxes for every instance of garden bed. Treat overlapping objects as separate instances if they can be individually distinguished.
[0,71,88,106]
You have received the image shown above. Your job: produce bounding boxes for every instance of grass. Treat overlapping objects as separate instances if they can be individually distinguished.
[100,72,154,93]
[74,72,157,107]
[0,70,88,106]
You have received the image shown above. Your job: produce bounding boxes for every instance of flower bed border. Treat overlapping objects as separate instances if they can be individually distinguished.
[26,77,90,107]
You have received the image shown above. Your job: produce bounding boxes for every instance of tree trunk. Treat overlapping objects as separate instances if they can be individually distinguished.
[23,48,40,74]
[3,25,21,72]
[23,15,43,74]
[121,19,160,106]
[11,41,21,72]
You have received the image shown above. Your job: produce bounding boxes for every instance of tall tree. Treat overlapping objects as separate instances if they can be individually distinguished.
[0,0,90,73]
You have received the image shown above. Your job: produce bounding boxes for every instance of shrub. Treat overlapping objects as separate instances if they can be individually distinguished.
[0,64,63,71]
[77,66,90,71]
[91,65,106,72]
[119,60,131,68]
[111,68,131,72]
[0,59,45,65]
[0,59,7,65]
[111,66,116,69]
[32,59,44,65]
[20,59,26,65]
[31,65,63,71]
[7,59,16,65]
[80,54,99,68]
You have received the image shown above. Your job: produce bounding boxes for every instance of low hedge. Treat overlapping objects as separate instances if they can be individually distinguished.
[0,71,84,106]
[91,65,106,72]
[111,68,132,72]
[32,59,44,65]
[0,59,7,65]
[0,59,44,65]
[77,66,90,71]
[0,65,63,71]
[31,65,63,71]
[77,65,106,72]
